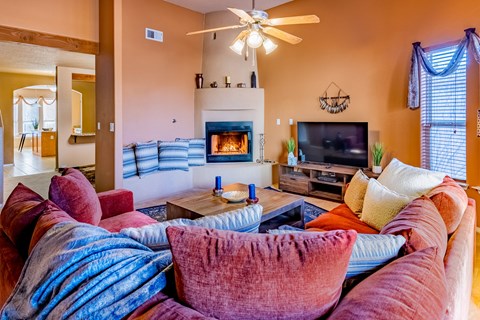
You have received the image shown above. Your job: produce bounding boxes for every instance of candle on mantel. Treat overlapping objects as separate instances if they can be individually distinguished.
[248,184,256,199]
[225,76,231,84]
[215,176,222,190]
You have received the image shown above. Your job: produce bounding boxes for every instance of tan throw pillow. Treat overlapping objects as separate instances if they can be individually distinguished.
[361,179,411,231]
[378,158,445,197]
[344,170,370,215]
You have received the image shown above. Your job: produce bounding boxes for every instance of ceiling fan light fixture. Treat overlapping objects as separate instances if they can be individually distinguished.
[263,37,278,54]
[229,38,245,55]
[246,30,263,48]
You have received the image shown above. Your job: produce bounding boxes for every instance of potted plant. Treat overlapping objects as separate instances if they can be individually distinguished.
[32,118,39,131]
[371,142,384,174]
[286,137,297,166]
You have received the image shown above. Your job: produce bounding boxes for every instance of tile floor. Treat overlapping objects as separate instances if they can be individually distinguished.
[5,147,55,178]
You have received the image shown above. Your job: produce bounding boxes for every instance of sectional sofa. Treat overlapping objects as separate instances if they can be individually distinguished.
[0,160,476,319]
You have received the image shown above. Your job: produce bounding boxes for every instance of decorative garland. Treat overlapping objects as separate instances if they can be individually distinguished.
[14,95,56,106]
[319,82,350,114]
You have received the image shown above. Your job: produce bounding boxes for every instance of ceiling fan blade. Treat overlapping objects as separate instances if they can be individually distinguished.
[263,27,302,44]
[266,15,320,26]
[186,25,245,36]
[233,30,249,42]
[228,8,255,23]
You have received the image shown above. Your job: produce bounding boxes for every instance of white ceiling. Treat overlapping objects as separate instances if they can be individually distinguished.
[164,0,292,14]
[0,41,94,76]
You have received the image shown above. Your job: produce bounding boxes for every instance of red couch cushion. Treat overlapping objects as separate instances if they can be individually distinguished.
[127,291,215,320]
[28,202,77,254]
[0,183,45,257]
[427,176,468,235]
[98,211,158,233]
[328,247,447,320]
[167,226,357,320]
[49,168,102,225]
[0,230,24,309]
[305,204,379,234]
[380,196,448,257]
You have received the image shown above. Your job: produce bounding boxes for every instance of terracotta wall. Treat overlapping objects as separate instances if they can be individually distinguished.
[258,0,480,219]
[0,73,55,164]
[121,0,203,144]
[0,0,98,41]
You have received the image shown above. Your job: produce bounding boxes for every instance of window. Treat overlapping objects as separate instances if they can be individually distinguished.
[420,44,467,181]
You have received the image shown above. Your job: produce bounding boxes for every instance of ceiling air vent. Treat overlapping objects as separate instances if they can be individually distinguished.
[145,28,163,42]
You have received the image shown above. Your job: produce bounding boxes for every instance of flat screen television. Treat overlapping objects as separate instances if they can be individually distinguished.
[297,122,369,168]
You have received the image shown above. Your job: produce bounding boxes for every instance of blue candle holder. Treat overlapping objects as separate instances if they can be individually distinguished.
[215,176,222,190]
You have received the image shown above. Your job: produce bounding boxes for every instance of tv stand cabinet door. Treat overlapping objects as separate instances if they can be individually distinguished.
[279,175,309,195]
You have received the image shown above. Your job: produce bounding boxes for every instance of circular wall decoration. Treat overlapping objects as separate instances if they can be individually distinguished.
[319,82,350,114]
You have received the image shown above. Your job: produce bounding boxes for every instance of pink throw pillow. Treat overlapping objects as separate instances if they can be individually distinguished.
[380,196,448,257]
[427,176,468,234]
[0,183,45,257]
[167,226,357,320]
[329,247,447,320]
[49,168,102,225]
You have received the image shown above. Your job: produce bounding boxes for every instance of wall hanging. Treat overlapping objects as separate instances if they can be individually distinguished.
[319,82,350,114]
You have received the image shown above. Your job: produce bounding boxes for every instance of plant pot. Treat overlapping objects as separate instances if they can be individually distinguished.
[372,165,382,174]
[288,152,297,166]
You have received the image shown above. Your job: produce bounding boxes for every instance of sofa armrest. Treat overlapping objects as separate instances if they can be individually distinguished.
[442,199,476,320]
[98,189,135,219]
[0,230,24,308]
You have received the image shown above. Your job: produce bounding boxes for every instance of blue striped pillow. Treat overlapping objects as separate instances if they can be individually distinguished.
[175,138,206,167]
[267,230,405,278]
[122,144,137,178]
[158,141,189,171]
[134,141,159,177]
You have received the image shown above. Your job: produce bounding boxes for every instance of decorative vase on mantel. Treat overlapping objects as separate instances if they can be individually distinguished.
[195,73,204,89]
[372,165,382,174]
[288,152,297,166]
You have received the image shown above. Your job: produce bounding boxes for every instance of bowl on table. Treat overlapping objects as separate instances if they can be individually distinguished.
[221,191,248,203]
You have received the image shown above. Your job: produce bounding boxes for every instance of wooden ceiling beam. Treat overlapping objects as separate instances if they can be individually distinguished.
[0,25,99,55]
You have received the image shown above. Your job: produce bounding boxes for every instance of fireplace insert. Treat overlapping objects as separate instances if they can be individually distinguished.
[205,121,253,163]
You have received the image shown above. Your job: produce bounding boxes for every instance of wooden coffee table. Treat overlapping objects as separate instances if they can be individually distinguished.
[166,183,305,226]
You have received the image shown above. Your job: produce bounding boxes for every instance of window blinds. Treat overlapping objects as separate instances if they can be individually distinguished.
[420,45,467,181]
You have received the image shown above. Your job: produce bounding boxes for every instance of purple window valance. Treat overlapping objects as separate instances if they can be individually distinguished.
[408,28,480,109]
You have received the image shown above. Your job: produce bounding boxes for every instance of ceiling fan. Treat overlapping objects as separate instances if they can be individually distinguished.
[186,0,320,55]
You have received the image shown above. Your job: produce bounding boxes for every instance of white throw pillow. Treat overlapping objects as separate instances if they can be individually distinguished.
[361,179,411,231]
[378,158,445,197]
[344,170,370,216]
[120,204,263,250]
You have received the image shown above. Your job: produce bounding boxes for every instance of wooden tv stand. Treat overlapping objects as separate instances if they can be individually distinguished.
[279,162,375,201]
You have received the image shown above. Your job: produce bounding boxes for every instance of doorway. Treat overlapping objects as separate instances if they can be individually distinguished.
[10,85,57,177]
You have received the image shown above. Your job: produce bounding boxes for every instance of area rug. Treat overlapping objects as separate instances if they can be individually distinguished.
[137,188,327,230]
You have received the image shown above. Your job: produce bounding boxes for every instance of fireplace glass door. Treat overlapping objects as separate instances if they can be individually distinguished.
[205,121,253,163]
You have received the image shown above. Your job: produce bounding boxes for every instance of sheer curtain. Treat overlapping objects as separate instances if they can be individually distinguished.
[408,28,480,109]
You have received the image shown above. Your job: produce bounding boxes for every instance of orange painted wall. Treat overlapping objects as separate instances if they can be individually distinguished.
[0,0,98,41]
[259,0,480,217]
[121,0,203,143]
